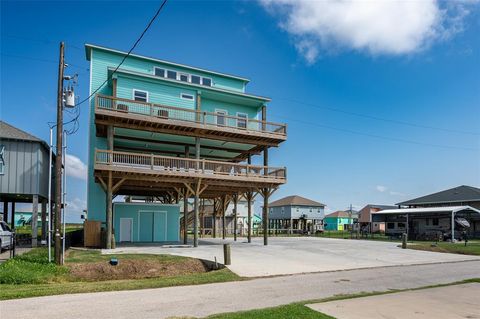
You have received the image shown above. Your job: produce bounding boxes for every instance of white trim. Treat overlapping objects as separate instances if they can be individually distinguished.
[119,218,133,242]
[132,89,149,102]
[180,93,194,101]
[166,69,178,80]
[215,109,227,126]
[86,43,250,82]
[153,66,165,77]
[178,72,190,82]
[190,74,201,85]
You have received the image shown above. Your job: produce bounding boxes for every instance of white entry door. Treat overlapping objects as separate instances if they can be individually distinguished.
[120,218,133,242]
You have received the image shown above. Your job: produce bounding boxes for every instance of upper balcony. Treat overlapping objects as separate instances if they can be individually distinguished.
[94,94,287,147]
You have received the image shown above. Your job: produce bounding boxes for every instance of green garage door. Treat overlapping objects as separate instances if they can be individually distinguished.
[139,211,167,242]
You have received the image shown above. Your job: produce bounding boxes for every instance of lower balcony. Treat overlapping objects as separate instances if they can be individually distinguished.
[94,149,286,186]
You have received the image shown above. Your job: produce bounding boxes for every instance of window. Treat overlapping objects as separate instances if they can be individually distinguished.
[167,70,177,80]
[191,75,201,85]
[387,222,395,229]
[202,77,212,87]
[133,90,148,102]
[236,113,247,129]
[179,73,189,82]
[181,93,194,100]
[154,67,165,77]
[0,145,4,175]
[216,110,227,126]
[433,218,439,226]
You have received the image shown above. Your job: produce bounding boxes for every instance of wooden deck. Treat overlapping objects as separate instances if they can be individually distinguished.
[94,94,287,146]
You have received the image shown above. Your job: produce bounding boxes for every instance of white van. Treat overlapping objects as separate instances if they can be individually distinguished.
[0,221,13,251]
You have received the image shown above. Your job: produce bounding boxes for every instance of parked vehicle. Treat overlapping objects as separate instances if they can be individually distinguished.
[0,221,13,252]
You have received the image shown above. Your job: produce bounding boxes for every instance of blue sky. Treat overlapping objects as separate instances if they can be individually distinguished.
[1,1,479,221]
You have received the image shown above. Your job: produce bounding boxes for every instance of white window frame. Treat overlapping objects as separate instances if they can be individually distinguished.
[180,93,194,101]
[178,73,190,82]
[201,77,213,87]
[153,67,166,78]
[0,145,5,175]
[215,109,227,126]
[133,89,149,102]
[166,69,177,80]
[236,112,248,129]
[190,74,201,85]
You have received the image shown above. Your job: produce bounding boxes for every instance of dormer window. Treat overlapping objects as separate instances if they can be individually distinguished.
[154,67,165,77]
[167,70,177,80]
[202,77,212,87]
[179,73,189,82]
[191,75,201,85]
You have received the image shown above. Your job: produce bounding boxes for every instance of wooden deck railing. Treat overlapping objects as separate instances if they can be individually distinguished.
[95,149,286,181]
[95,94,287,136]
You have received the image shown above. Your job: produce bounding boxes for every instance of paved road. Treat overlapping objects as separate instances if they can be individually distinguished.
[104,237,480,277]
[2,260,480,319]
[308,282,480,319]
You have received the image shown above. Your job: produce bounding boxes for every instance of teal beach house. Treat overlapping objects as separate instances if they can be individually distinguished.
[324,211,353,231]
[85,44,287,247]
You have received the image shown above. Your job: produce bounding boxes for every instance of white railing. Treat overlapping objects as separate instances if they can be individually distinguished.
[95,149,286,181]
[95,94,287,136]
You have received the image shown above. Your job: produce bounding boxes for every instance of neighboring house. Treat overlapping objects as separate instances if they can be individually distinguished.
[324,211,352,231]
[373,185,480,239]
[0,121,53,246]
[268,195,325,233]
[358,204,397,233]
[86,44,287,247]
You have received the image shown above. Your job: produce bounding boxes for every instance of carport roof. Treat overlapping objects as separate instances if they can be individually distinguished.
[396,185,480,206]
[372,206,480,215]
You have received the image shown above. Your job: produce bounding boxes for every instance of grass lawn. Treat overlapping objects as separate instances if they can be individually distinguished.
[407,240,480,256]
[0,248,240,300]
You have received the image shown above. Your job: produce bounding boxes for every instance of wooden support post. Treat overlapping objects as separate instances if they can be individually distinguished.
[213,199,217,238]
[193,180,201,247]
[233,193,238,241]
[3,201,8,225]
[222,195,227,240]
[32,195,39,247]
[41,199,47,243]
[247,193,252,243]
[183,188,188,245]
[11,202,15,230]
[106,171,113,249]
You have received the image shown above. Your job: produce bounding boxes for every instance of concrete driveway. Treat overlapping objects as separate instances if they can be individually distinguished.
[308,282,480,319]
[103,237,480,277]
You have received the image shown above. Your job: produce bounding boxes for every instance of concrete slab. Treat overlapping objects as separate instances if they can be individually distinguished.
[103,237,480,277]
[308,283,480,319]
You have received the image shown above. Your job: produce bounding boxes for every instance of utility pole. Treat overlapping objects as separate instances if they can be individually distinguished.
[54,42,65,265]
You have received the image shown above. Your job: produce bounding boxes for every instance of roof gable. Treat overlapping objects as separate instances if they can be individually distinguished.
[397,185,480,206]
[325,211,351,218]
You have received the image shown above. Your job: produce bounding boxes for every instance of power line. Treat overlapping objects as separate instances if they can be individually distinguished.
[276,97,480,136]
[3,34,83,51]
[270,114,479,152]
[73,0,168,108]
[1,53,87,71]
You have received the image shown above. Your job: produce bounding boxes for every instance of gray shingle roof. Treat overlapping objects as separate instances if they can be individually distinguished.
[269,195,325,208]
[397,185,480,206]
[0,121,43,142]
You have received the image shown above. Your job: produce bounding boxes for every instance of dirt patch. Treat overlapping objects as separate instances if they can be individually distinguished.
[68,258,210,281]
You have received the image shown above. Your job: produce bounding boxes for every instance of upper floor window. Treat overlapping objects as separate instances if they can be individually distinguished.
[179,73,189,82]
[0,146,5,175]
[191,75,201,85]
[154,67,165,77]
[167,70,177,80]
[215,109,227,126]
[202,77,212,87]
[181,93,194,101]
[236,113,247,129]
[133,89,148,102]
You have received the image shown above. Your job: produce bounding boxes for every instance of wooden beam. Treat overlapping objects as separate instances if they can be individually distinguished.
[112,178,126,193]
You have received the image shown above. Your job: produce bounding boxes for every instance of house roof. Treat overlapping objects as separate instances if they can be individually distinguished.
[372,206,480,216]
[0,121,50,151]
[364,204,398,211]
[397,185,480,206]
[325,211,351,218]
[269,195,325,208]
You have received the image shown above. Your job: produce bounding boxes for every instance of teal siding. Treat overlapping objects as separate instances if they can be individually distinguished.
[117,75,196,110]
[113,203,180,242]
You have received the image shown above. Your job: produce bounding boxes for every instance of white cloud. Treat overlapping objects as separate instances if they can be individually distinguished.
[260,0,476,62]
[65,154,87,180]
[376,185,388,193]
[66,197,86,214]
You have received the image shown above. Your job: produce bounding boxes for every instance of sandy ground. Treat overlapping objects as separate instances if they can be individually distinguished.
[308,282,480,319]
[103,237,480,277]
